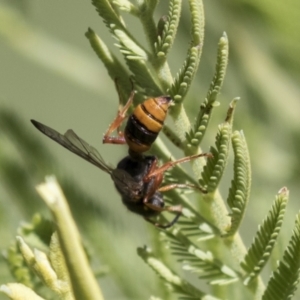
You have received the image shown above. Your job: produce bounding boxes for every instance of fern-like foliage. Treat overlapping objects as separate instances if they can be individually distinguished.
[168,0,204,103]
[85,28,132,102]
[224,130,251,236]
[137,246,221,300]
[4,243,35,289]
[154,0,182,58]
[3,215,56,298]
[91,0,163,95]
[169,45,201,103]
[160,228,239,285]
[241,187,288,284]
[2,1,300,299]
[91,0,129,35]
[186,33,229,148]
[112,0,138,15]
[199,99,237,193]
[262,206,300,300]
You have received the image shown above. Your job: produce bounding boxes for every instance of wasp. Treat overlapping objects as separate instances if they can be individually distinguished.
[102,85,172,157]
[31,120,210,228]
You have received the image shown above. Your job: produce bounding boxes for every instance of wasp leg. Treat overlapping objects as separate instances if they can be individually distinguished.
[102,86,135,144]
[143,153,211,201]
[158,183,207,194]
[143,156,159,182]
[144,205,182,229]
[145,152,212,179]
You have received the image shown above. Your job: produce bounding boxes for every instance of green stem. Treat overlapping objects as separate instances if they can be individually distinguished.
[36,177,104,300]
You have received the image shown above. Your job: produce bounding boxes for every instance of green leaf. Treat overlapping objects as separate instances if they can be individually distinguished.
[224,130,251,236]
[155,0,182,58]
[91,0,125,32]
[0,283,46,300]
[112,0,138,15]
[186,33,229,148]
[3,243,35,289]
[137,246,221,300]
[91,0,162,95]
[241,187,288,284]
[85,28,132,103]
[169,45,201,104]
[168,0,204,104]
[262,206,300,300]
[199,99,238,192]
[160,228,239,285]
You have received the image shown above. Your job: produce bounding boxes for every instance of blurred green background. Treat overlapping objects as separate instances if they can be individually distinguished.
[1,0,300,299]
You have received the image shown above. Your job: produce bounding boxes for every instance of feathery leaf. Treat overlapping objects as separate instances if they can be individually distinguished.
[91,0,124,31]
[160,228,239,285]
[3,243,35,289]
[155,0,182,58]
[186,33,229,147]
[224,130,251,236]
[169,46,201,103]
[112,0,138,15]
[85,28,132,102]
[91,0,162,95]
[137,246,221,300]
[262,205,300,300]
[241,187,288,284]
[199,99,238,192]
[168,0,204,103]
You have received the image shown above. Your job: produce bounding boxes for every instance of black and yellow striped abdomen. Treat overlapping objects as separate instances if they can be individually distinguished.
[125,96,172,153]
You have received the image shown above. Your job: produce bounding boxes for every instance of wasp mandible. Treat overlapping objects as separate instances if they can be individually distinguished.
[31,120,210,228]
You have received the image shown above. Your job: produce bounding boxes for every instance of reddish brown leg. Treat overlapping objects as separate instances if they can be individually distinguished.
[145,152,212,179]
[143,157,160,182]
[102,83,135,144]
[143,153,211,203]
[158,183,207,194]
[144,204,182,229]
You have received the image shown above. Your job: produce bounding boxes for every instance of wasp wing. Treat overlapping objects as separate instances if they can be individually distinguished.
[111,169,144,201]
[31,119,113,174]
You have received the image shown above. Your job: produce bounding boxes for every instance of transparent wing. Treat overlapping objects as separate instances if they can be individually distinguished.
[111,168,143,200]
[31,119,113,174]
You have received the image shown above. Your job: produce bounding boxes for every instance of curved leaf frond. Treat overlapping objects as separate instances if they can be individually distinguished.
[3,214,55,291]
[158,190,220,238]
[199,99,238,192]
[91,0,125,31]
[186,33,229,147]
[168,0,204,104]
[159,228,239,285]
[241,187,288,284]
[85,28,132,102]
[169,46,201,103]
[262,205,300,300]
[189,0,205,46]
[3,243,35,289]
[112,0,139,16]
[91,0,162,95]
[224,130,251,236]
[137,246,221,300]
[0,283,46,300]
[155,0,182,58]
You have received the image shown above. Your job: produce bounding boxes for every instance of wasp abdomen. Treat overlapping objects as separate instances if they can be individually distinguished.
[124,96,172,153]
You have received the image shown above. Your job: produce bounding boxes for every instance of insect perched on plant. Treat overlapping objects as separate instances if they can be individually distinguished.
[31,120,211,228]
[102,84,172,157]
